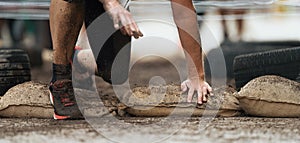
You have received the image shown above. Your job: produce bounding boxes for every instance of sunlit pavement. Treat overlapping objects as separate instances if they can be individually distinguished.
[0,117,300,143]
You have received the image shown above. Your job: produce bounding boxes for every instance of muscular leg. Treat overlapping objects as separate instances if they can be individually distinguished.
[49,0,85,120]
[49,0,84,65]
[219,9,229,40]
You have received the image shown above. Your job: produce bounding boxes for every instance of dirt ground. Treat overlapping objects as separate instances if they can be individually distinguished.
[0,117,300,143]
[0,50,297,143]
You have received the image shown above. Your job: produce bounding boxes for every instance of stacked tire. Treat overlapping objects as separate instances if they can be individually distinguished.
[233,47,300,89]
[0,48,31,96]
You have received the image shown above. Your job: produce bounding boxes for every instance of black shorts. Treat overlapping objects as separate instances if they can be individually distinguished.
[85,0,131,84]
[61,0,130,84]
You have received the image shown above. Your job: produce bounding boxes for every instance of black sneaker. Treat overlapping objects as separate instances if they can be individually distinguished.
[49,79,83,120]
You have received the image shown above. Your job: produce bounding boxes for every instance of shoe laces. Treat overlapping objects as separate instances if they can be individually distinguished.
[52,80,76,107]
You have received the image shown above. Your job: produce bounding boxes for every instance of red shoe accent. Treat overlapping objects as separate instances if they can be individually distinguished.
[70,46,82,65]
[54,113,70,120]
[75,46,82,50]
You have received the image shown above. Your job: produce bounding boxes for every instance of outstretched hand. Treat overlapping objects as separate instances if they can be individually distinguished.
[181,78,213,104]
[102,0,143,39]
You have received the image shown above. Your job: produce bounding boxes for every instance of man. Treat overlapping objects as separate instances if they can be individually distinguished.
[219,8,245,41]
[49,0,211,120]
[49,0,143,120]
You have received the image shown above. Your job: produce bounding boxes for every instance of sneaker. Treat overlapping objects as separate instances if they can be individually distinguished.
[49,79,83,120]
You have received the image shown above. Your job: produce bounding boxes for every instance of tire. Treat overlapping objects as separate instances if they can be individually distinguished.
[233,46,300,89]
[204,41,300,87]
[0,48,31,96]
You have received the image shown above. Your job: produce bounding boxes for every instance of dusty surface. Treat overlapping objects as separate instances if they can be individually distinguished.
[0,50,293,142]
[0,117,300,143]
[0,81,53,118]
[126,85,241,117]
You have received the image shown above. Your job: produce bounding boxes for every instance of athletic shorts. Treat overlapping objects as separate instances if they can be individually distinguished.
[64,0,131,84]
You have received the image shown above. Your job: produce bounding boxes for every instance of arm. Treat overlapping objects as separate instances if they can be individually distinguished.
[99,0,143,39]
[171,0,212,104]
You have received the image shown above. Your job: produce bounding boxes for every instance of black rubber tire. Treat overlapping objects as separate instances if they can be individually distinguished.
[0,48,31,96]
[204,41,300,87]
[233,46,300,89]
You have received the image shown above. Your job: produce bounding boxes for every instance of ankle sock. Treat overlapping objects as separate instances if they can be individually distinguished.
[51,63,72,83]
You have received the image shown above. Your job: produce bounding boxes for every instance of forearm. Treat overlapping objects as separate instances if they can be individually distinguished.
[171,0,204,80]
[182,32,204,80]
[181,29,204,80]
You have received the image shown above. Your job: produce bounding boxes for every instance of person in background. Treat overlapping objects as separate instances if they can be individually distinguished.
[219,8,245,41]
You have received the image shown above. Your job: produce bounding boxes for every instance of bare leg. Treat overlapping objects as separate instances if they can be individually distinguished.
[48,0,85,120]
[49,0,84,65]
[219,9,229,39]
[219,9,245,41]
[234,10,245,40]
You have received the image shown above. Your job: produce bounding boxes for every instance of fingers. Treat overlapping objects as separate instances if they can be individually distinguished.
[125,22,143,39]
[206,82,213,96]
[112,14,120,30]
[183,80,194,103]
[201,83,213,103]
[107,4,143,38]
[124,12,143,38]
[130,23,143,39]
[181,80,194,103]
[181,80,213,104]
[118,11,143,38]
[120,27,127,35]
[118,13,130,33]
[202,86,207,103]
[111,9,141,38]
[197,90,203,104]
[181,81,188,92]
[187,88,194,103]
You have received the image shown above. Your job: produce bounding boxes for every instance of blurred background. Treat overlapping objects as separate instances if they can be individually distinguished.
[0,0,299,87]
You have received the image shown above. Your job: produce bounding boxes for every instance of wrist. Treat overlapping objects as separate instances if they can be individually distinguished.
[188,69,205,81]
[188,75,204,80]
[100,0,119,7]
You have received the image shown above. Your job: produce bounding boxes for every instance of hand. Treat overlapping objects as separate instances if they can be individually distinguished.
[181,78,213,104]
[102,0,143,39]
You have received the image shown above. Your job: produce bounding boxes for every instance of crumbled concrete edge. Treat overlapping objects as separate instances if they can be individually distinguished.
[121,85,242,117]
[0,81,53,118]
[237,75,300,104]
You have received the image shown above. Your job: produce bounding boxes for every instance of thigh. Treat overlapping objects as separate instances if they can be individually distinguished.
[84,0,131,84]
[84,0,106,27]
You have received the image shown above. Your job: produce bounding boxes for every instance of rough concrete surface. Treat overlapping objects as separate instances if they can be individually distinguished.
[238,75,300,117]
[0,53,296,143]
[0,117,300,143]
[126,85,241,117]
[0,81,53,118]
